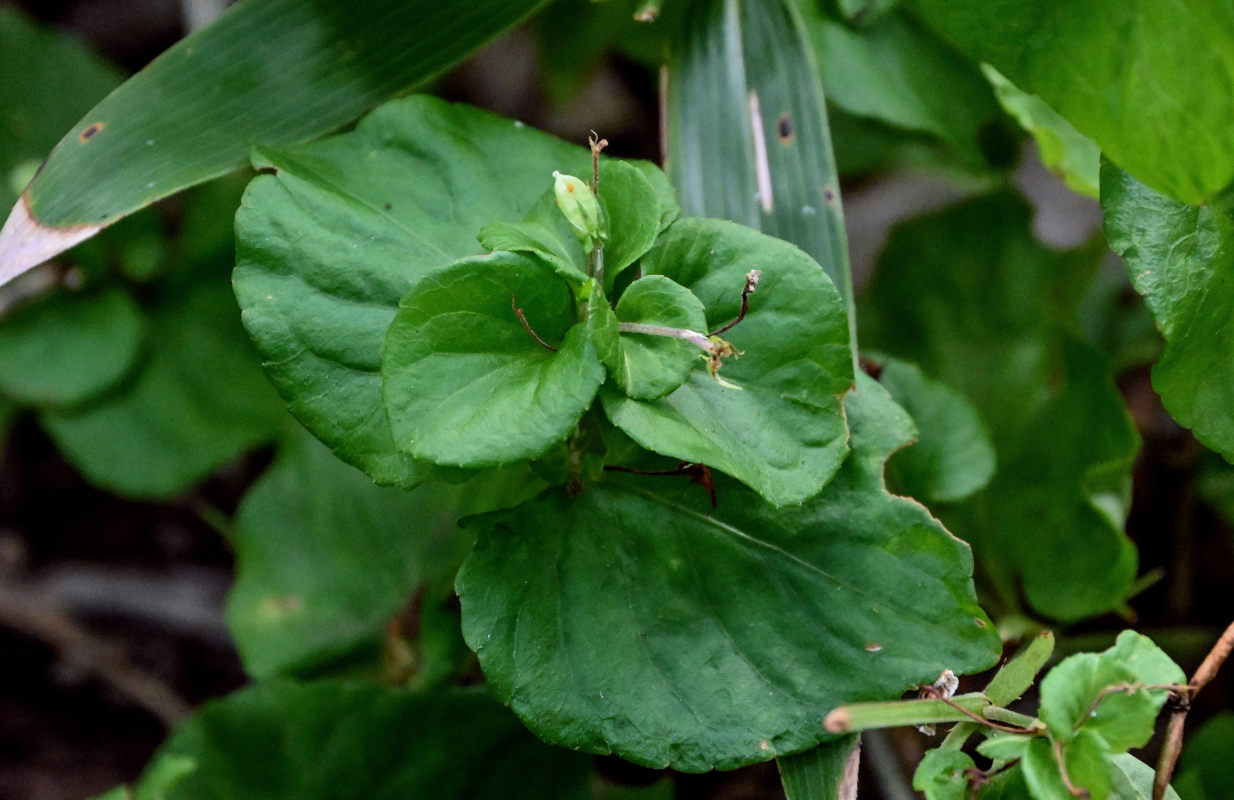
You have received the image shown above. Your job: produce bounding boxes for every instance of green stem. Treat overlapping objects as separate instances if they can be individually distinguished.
[591,243,604,292]
[983,707,1043,731]
[617,321,713,352]
[824,693,990,733]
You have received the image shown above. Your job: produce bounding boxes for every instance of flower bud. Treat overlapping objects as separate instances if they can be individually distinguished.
[552,170,603,249]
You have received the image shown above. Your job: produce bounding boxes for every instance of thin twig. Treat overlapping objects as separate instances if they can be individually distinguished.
[710,269,762,336]
[589,131,608,195]
[0,583,190,726]
[511,294,557,352]
[1076,682,1190,732]
[1154,619,1234,799]
[918,685,1040,736]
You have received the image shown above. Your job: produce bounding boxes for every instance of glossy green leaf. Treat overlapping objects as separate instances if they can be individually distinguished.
[1102,165,1234,461]
[913,0,1234,204]
[228,429,474,679]
[666,0,854,314]
[1111,754,1181,800]
[0,7,124,211]
[802,8,1002,169]
[598,160,667,285]
[777,737,859,800]
[609,275,708,400]
[602,218,852,505]
[1173,713,1234,800]
[1022,731,1112,800]
[382,252,604,468]
[0,0,553,284]
[128,683,592,800]
[913,748,976,800]
[0,288,144,408]
[1038,631,1183,752]
[879,357,995,503]
[982,65,1100,198]
[457,375,999,771]
[860,192,1139,620]
[234,96,596,485]
[40,279,285,498]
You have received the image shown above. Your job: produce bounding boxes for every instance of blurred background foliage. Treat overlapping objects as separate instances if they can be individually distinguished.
[0,1,1230,798]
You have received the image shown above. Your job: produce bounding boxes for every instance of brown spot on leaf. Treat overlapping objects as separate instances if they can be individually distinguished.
[865,642,883,653]
[975,618,987,627]
[777,113,794,143]
[79,122,105,142]
[823,186,837,204]
[384,202,393,211]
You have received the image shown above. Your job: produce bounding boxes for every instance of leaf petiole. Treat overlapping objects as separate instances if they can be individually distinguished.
[511,294,558,352]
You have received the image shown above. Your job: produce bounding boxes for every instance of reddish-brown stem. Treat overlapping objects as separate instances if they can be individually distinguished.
[711,270,761,336]
[511,294,557,352]
[917,685,1040,736]
[589,131,608,195]
[1154,619,1234,799]
[1054,739,1090,799]
[605,462,717,507]
[1076,682,1191,733]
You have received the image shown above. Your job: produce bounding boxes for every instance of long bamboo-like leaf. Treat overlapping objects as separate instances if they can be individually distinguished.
[664,0,854,346]
[0,0,548,286]
[778,737,861,800]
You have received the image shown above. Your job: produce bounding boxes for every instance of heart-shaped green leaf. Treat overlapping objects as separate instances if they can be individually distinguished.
[1038,631,1183,753]
[608,275,709,400]
[457,375,999,771]
[234,96,596,485]
[383,252,604,468]
[601,217,852,505]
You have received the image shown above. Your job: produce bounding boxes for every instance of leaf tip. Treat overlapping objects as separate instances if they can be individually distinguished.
[0,194,104,288]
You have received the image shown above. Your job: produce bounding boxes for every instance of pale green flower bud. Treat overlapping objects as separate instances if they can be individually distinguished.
[552,170,603,249]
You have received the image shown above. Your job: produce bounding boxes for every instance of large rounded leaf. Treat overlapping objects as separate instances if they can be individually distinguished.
[457,376,999,772]
[1102,165,1234,462]
[602,217,853,506]
[121,683,592,800]
[382,252,604,467]
[233,96,593,485]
